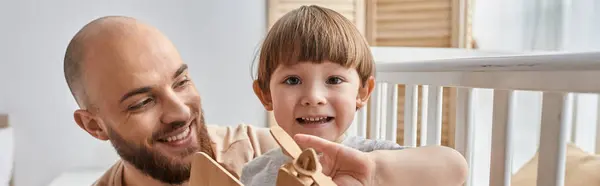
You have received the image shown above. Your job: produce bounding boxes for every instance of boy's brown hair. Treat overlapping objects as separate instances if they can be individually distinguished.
[255,5,375,92]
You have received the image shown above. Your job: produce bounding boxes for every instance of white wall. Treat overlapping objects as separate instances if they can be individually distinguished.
[472,0,530,52]
[561,0,600,52]
[0,0,268,185]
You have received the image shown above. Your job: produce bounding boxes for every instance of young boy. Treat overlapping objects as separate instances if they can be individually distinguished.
[242,5,467,186]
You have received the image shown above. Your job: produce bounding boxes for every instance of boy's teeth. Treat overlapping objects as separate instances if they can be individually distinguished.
[302,117,327,121]
[164,127,190,142]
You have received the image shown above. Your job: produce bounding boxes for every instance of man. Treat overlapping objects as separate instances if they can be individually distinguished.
[64,16,468,186]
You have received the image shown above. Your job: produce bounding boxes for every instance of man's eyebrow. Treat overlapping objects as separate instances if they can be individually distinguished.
[174,64,188,78]
[119,64,187,103]
[120,87,152,103]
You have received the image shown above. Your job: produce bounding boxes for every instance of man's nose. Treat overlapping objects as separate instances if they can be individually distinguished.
[301,85,327,106]
[160,91,191,124]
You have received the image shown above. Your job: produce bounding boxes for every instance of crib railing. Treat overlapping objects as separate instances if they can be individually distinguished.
[349,47,600,186]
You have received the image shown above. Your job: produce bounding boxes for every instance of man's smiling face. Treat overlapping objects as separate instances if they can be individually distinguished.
[70,17,213,184]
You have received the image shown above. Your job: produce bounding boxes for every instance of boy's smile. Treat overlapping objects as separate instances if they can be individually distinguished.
[295,115,335,128]
[296,116,335,126]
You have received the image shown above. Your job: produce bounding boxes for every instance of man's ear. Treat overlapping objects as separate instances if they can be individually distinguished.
[253,80,273,111]
[356,76,375,109]
[74,109,109,141]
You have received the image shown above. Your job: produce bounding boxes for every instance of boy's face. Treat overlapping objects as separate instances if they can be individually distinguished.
[255,61,373,142]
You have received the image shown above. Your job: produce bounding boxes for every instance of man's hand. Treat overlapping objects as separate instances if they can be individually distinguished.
[293,134,376,186]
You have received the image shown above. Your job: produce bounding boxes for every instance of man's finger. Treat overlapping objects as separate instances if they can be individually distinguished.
[293,134,339,153]
[293,134,338,175]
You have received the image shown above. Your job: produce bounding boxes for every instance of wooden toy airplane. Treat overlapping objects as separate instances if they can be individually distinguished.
[189,126,337,186]
[189,151,243,186]
[270,126,337,186]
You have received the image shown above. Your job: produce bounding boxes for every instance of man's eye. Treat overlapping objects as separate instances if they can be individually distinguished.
[284,77,301,85]
[175,77,191,88]
[128,98,154,110]
[176,80,189,87]
[326,76,344,84]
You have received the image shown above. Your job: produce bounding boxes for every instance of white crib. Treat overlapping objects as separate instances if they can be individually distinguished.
[348,46,600,186]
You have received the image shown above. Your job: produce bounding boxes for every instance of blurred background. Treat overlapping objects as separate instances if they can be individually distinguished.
[1,0,600,185]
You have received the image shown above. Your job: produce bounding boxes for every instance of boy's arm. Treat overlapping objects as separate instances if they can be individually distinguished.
[367,145,468,186]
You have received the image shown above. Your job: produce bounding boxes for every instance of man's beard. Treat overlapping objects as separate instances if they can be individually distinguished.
[107,112,215,184]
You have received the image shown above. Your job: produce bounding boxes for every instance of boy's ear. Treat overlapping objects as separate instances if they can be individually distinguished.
[253,80,273,111]
[74,109,109,141]
[356,76,375,109]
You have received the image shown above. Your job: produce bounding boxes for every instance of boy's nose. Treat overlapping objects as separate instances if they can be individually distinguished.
[301,89,327,106]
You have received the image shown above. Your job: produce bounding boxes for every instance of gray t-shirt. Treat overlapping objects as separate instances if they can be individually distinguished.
[240,136,405,186]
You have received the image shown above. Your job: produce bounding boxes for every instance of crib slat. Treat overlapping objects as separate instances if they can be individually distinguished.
[570,94,578,143]
[454,88,474,186]
[386,84,399,142]
[381,83,389,140]
[347,112,359,138]
[420,85,429,146]
[356,104,368,138]
[369,82,383,139]
[489,90,513,186]
[379,83,389,140]
[426,86,443,145]
[536,92,568,186]
[378,83,388,140]
[404,85,419,147]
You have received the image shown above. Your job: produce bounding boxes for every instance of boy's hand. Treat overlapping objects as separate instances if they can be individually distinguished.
[294,134,376,186]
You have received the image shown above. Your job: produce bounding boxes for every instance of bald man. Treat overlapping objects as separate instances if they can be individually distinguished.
[64,16,468,186]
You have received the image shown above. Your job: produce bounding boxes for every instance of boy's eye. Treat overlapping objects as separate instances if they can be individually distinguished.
[284,76,301,85]
[326,76,344,84]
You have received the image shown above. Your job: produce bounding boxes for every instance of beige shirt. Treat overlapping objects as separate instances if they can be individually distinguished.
[93,124,278,186]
